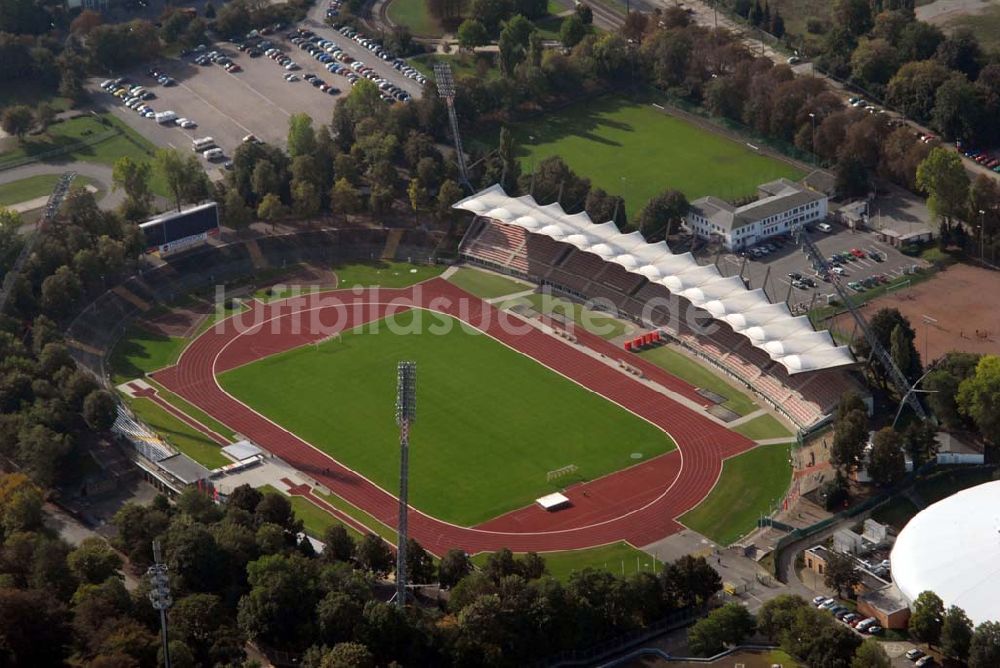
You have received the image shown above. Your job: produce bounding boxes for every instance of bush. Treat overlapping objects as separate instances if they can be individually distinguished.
[806,19,826,34]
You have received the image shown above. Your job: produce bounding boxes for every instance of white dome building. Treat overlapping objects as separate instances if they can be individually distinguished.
[890,480,1000,626]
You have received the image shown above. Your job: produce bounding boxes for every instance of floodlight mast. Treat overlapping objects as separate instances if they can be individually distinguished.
[394,361,417,608]
[148,540,173,668]
[433,63,472,191]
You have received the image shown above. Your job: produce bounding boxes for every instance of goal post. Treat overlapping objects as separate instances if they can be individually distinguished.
[546,464,578,483]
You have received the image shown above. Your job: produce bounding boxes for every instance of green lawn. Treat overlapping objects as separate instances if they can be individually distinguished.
[109,323,189,384]
[124,396,230,469]
[385,0,443,37]
[680,442,792,545]
[637,346,758,416]
[948,5,1000,56]
[503,292,629,340]
[493,94,803,217]
[313,488,397,544]
[472,541,657,582]
[410,53,499,82]
[731,413,794,440]
[220,310,675,526]
[332,260,444,289]
[446,267,530,299]
[260,485,364,541]
[0,174,97,208]
[147,379,236,441]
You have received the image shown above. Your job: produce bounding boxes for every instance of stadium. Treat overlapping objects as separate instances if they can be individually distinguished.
[68,191,863,558]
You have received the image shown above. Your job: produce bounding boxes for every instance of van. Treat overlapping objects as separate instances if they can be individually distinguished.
[818,223,832,233]
[203,148,224,161]
[855,618,877,632]
[192,137,216,152]
[154,111,177,124]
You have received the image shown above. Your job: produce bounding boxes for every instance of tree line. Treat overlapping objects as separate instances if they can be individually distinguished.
[0,477,727,666]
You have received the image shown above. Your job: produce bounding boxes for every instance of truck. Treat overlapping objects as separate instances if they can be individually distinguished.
[154,111,177,124]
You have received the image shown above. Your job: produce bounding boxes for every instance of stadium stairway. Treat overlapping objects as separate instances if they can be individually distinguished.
[381,229,404,260]
[111,285,152,312]
[245,239,269,270]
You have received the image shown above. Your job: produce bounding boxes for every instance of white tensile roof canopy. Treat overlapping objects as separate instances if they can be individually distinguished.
[890,481,1000,626]
[455,184,855,375]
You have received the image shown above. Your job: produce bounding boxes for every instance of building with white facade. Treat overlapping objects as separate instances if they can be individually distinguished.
[686,179,828,250]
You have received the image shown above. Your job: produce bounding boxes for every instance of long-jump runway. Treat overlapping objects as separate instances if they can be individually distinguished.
[153,279,754,554]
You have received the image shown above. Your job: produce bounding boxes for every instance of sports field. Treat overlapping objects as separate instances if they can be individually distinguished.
[219,309,675,526]
[446,267,530,299]
[109,323,188,384]
[502,292,630,340]
[638,346,758,416]
[333,260,444,289]
[501,95,803,217]
[472,541,655,581]
[680,442,792,545]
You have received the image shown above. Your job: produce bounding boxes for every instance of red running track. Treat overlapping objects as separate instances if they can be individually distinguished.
[153,279,754,553]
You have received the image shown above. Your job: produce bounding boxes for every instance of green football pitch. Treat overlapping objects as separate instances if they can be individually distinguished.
[220,309,675,526]
[495,95,804,217]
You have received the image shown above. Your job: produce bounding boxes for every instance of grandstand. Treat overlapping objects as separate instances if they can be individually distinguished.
[454,186,861,432]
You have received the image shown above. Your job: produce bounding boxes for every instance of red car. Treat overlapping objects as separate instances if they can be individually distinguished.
[226,63,242,73]
[850,248,866,258]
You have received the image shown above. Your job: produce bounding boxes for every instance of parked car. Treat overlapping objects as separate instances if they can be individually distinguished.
[914,656,934,667]
[905,648,925,661]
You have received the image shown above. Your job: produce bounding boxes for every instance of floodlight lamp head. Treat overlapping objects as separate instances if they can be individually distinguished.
[395,361,417,425]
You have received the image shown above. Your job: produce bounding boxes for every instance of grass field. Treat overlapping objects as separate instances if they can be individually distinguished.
[385,0,443,36]
[332,260,444,289]
[637,346,758,416]
[0,175,97,208]
[109,323,189,384]
[446,267,530,299]
[472,541,656,581]
[0,114,154,168]
[494,95,803,217]
[731,413,794,440]
[680,442,792,545]
[948,5,1000,56]
[147,379,236,441]
[220,310,675,526]
[261,485,364,541]
[503,292,630,340]
[313,488,397,543]
[410,53,500,82]
[124,396,230,469]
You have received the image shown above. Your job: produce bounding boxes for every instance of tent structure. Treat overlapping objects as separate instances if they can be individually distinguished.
[890,481,1000,626]
[455,184,855,375]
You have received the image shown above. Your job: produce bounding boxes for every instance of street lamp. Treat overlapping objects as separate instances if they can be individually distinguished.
[808,113,816,166]
[978,209,986,262]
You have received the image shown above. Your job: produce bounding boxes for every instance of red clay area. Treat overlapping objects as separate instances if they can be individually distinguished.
[153,279,754,553]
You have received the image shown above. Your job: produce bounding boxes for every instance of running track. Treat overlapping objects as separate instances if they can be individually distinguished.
[153,279,754,553]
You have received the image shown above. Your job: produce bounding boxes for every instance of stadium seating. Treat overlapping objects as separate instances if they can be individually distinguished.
[458,217,859,431]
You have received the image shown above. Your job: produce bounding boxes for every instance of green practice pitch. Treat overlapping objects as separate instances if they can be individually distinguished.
[498,95,803,217]
[219,309,675,526]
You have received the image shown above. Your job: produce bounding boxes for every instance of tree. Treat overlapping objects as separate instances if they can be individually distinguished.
[83,389,117,432]
[916,147,970,222]
[887,60,952,123]
[436,179,464,220]
[71,9,104,35]
[405,538,435,584]
[660,555,722,607]
[330,178,361,221]
[0,588,71,666]
[637,190,689,239]
[112,156,154,221]
[941,605,973,661]
[222,188,253,233]
[823,551,860,598]
[835,154,870,198]
[1,105,34,141]
[560,15,586,48]
[321,642,374,668]
[832,409,868,470]
[957,355,1000,444]
[287,113,317,159]
[969,621,1000,668]
[407,178,430,217]
[291,180,320,218]
[757,595,810,640]
[33,102,55,133]
[833,0,873,37]
[852,637,890,668]
[935,28,983,79]
[251,160,281,199]
[355,534,392,576]
[576,2,593,24]
[498,15,535,76]
[0,473,43,535]
[257,193,286,224]
[439,548,472,588]
[866,427,905,487]
[155,149,206,212]
[255,492,299,532]
[470,0,513,34]
[322,525,356,563]
[497,126,520,194]
[933,75,987,144]
[68,536,122,585]
[850,38,898,92]
[688,602,756,656]
[909,590,945,646]
[40,265,82,316]
[457,19,489,51]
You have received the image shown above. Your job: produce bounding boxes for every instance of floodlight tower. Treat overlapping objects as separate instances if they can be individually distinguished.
[147,540,173,668]
[394,361,417,608]
[433,63,472,191]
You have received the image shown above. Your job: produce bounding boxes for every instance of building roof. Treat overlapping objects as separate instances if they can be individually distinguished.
[222,440,263,461]
[454,185,855,374]
[861,584,910,615]
[689,179,827,232]
[157,454,211,485]
[890,480,1000,625]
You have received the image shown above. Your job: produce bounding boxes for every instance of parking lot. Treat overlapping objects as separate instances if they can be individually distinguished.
[89,19,425,171]
[700,222,929,314]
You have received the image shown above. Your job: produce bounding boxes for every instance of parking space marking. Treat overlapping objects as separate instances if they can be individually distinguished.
[225,68,293,117]
[175,79,255,136]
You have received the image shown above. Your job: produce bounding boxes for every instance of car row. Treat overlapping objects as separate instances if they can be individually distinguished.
[812,597,882,636]
[956,142,1000,173]
[847,274,890,291]
[194,50,243,73]
[291,30,408,102]
[100,79,162,120]
[326,0,343,18]
[905,648,935,666]
[331,23,428,86]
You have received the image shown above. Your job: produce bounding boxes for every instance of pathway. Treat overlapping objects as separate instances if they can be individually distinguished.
[0,161,123,210]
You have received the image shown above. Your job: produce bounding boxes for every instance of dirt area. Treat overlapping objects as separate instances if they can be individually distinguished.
[916,0,999,26]
[138,296,217,338]
[829,263,1000,363]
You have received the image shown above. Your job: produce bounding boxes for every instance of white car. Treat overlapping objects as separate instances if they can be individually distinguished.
[283,73,299,82]
[832,266,846,276]
[285,62,299,70]
[178,118,197,129]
